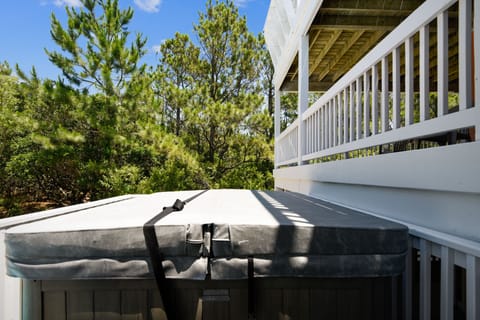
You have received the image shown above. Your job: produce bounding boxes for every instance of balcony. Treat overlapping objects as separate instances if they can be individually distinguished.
[266,0,479,319]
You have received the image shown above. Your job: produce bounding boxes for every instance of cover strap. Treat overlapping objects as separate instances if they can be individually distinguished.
[143,190,208,319]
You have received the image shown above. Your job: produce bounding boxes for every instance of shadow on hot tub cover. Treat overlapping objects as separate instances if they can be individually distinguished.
[4,189,408,280]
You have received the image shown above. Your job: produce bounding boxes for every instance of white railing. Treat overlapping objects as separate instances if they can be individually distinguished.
[276,119,298,165]
[356,208,480,320]
[409,233,480,320]
[275,0,480,167]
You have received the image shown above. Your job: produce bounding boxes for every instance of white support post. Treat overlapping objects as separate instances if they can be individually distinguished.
[381,56,389,132]
[349,83,355,141]
[405,37,414,126]
[364,71,371,137]
[440,246,454,320]
[298,34,309,165]
[459,0,473,110]
[420,239,431,320]
[274,89,281,168]
[356,77,362,140]
[420,25,430,121]
[371,64,378,135]
[321,106,325,150]
[437,11,449,117]
[393,46,401,129]
[466,255,479,320]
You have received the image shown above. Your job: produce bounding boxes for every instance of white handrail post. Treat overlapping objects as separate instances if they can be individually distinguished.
[403,237,413,320]
[420,239,431,320]
[466,255,479,320]
[440,246,454,320]
[298,33,309,165]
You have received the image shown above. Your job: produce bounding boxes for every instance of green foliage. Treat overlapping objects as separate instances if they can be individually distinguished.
[156,0,273,186]
[1,0,274,217]
[46,0,147,98]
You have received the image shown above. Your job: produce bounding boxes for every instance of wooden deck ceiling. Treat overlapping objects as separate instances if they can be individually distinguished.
[282,0,430,92]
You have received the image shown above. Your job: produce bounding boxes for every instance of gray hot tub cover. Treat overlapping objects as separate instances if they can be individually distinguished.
[4,189,408,280]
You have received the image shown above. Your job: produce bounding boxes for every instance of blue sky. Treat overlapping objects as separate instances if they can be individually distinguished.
[0,0,270,80]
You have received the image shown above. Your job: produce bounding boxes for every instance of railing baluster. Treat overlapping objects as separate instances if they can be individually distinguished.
[333,97,338,146]
[349,82,355,142]
[356,78,362,140]
[329,100,333,148]
[294,127,298,161]
[440,246,454,320]
[338,93,343,145]
[420,25,430,121]
[420,239,431,320]
[459,0,473,110]
[371,64,378,135]
[343,88,348,143]
[466,255,479,320]
[326,101,330,149]
[305,118,309,155]
[314,111,317,153]
[437,11,449,116]
[308,116,311,154]
[405,37,414,126]
[322,105,326,150]
[393,46,401,129]
[381,56,389,132]
[317,110,320,152]
[364,71,371,137]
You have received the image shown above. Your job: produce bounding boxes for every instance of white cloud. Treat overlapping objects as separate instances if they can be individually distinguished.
[53,0,83,7]
[134,0,162,13]
[234,0,253,8]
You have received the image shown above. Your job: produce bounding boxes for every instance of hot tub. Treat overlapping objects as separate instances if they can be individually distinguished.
[4,189,408,319]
